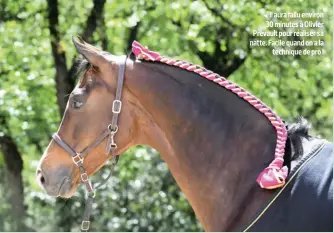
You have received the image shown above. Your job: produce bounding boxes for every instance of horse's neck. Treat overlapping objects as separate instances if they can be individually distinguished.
[127,61,276,231]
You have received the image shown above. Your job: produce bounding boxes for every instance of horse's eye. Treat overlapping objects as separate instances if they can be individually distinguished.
[73,100,84,109]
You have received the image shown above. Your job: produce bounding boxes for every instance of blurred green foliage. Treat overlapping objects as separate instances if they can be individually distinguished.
[0,0,332,231]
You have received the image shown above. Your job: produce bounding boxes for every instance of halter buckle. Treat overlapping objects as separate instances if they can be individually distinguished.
[72,153,83,166]
[81,220,90,231]
[112,100,122,114]
[81,172,89,182]
[110,140,117,149]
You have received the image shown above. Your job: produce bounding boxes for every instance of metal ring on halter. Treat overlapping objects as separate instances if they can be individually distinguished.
[108,124,118,133]
[81,172,89,182]
[72,153,84,166]
[81,221,90,231]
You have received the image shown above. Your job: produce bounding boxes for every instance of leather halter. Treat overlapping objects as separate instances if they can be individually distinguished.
[51,56,127,231]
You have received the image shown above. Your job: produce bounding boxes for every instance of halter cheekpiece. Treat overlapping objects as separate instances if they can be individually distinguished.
[52,56,127,231]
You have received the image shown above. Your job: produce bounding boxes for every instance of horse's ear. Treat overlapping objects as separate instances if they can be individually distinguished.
[72,36,107,67]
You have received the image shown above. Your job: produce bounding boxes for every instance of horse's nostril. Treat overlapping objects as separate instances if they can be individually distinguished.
[40,175,45,184]
[36,169,47,187]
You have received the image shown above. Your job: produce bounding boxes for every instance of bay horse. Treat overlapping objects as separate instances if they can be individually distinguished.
[37,37,333,231]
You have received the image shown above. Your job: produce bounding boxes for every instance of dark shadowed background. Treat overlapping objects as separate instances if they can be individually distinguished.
[0,0,332,231]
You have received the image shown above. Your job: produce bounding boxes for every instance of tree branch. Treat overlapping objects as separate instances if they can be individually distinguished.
[0,116,27,231]
[99,9,108,51]
[82,0,107,42]
[202,0,239,29]
[0,2,44,23]
[175,18,247,77]
[46,0,71,116]
[47,0,107,116]
[127,22,141,52]
[67,0,107,95]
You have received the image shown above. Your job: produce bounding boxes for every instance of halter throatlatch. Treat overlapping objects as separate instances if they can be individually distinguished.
[132,41,288,190]
[52,57,126,231]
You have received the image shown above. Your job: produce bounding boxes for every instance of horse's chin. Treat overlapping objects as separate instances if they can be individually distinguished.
[58,182,78,198]
[59,190,76,198]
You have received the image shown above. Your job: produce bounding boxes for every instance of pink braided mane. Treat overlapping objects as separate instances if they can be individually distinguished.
[132,41,288,190]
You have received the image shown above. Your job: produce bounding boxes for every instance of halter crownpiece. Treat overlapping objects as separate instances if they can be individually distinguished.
[52,56,127,231]
[132,41,289,190]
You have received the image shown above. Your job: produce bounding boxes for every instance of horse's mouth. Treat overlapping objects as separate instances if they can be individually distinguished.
[57,158,117,198]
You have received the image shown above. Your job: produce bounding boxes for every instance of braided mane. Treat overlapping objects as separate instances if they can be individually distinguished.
[132,41,288,190]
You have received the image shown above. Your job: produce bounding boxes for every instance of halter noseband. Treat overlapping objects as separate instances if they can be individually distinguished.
[51,56,127,231]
